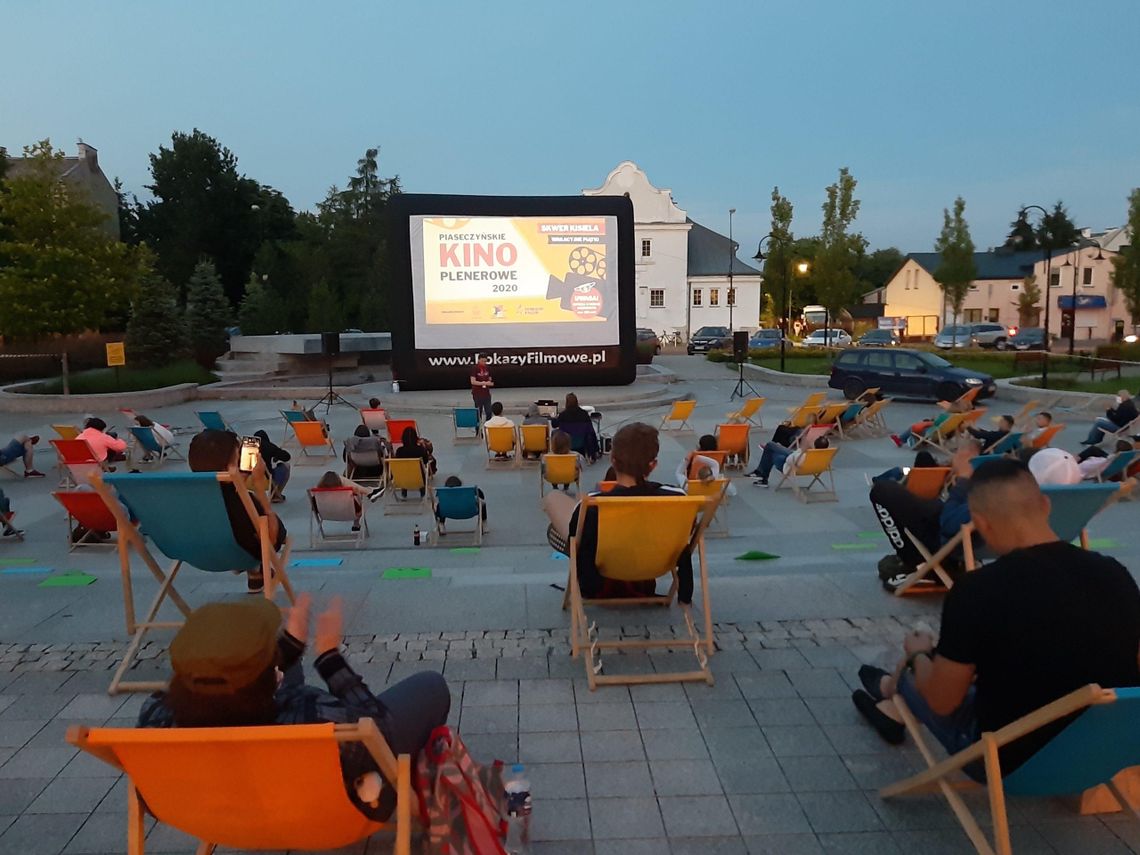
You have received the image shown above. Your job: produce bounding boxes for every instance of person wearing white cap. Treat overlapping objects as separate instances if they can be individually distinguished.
[1026,447,1081,486]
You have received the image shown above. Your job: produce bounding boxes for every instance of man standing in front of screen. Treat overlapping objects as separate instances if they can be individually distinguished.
[470,354,494,428]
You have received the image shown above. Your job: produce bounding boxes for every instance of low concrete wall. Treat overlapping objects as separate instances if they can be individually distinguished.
[230,332,392,356]
[0,382,199,414]
[741,362,829,388]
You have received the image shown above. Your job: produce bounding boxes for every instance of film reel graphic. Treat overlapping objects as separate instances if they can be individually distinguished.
[568,246,604,277]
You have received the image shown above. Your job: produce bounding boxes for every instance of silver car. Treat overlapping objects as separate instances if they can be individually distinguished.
[934,322,1011,350]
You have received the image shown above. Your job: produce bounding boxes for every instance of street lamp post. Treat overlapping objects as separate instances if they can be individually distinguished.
[754,233,808,374]
[1015,205,1053,388]
[728,208,736,334]
[1061,239,1107,355]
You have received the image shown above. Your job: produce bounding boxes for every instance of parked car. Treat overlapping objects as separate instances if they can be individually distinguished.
[828,347,996,401]
[687,326,732,354]
[636,327,661,354]
[1009,327,1049,351]
[749,328,784,349]
[801,328,852,348]
[934,322,1011,350]
[856,329,900,347]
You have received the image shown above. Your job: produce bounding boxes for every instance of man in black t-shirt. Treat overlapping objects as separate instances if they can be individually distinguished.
[851,459,1140,776]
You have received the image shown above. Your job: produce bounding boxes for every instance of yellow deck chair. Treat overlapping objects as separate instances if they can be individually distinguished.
[687,477,730,536]
[787,404,822,429]
[726,397,765,427]
[484,425,519,467]
[565,493,720,689]
[714,423,750,470]
[848,398,890,437]
[384,457,432,514]
[660,399,696,431]
[52,423,80,440]
[519,422,550,463]
[914,411,968,452]
[815,402,850,426]
[291,420,335,462]
[903,466,951,500]
[540,453,580,496]
[792,391,825,412]
[67,719,412,855]
[774,446,839,502]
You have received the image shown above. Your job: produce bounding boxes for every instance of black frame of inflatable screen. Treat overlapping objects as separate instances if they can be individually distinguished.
[388,193,636,390]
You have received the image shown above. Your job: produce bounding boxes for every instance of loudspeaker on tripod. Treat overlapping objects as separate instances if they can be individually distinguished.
[732,330,749,363]
[321,331,341,356]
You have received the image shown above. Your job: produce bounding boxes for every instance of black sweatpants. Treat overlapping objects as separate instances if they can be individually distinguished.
[869,481,943,568]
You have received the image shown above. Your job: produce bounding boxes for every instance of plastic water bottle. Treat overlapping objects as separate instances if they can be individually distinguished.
[504,763,531,854]
[392,379,400,393]
[413,525,421,546]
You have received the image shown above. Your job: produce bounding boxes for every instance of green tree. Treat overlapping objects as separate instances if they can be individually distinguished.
[761,187,795,328]
[812,167,866,339]
[1005,200,1080,251]
[1017,275,1042,328]
[1111,188,1140,324]
[854,247,904,294]
[0,140,141,337]
[933,197,978,342]
[237,273,286,335]
[136,129,294,306]
[305,279,344,332]
[186,259,232,367]
[126,270,189,367]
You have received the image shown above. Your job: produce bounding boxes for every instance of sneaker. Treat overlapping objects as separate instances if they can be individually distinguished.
[351,522,361,532]
[3,527,24,538]
[752,477,768,487]
[23,469,45,478]
[889,435,903,448]
[247,572,265,594]
[369,485,385,503]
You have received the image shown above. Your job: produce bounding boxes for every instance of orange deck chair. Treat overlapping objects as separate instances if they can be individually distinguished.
[67,719,412,855]
[291,421,335,462]
[714,423,751,470]
[1029,423,1065,449]
[903,466,951,501]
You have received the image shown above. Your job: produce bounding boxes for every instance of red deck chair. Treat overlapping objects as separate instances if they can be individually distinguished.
[54,490,119,550]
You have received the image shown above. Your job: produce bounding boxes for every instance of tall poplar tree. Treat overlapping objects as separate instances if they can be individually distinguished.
[933,197,978,344]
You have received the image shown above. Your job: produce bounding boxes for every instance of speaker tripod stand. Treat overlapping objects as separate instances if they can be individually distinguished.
[314,355,357,414]
[730,358,759,400]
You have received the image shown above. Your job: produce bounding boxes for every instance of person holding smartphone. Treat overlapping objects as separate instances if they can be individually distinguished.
[189,430,288,594]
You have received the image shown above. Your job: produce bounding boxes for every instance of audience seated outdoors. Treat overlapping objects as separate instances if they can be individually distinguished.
[483,401,514,429]
[435,475,487,536]
[393,425,437,491]
[315,470,383,532]
[253,429,292,503]
[131,414,177,462]
[1,488,22,539]
[850,460,1140,840]
[1078,439,1138,481]
[751,434,831,487]
[1082,390,1138,446]
[0,433,44,477]
[872,450,939,485]
[545,429,585,491]
[189,430,288,594]
[138,594,451,824]
[968,413,1014,450]
[344,423,387,482]
[1023,410,1054,444]
[544,422,694,601]
[675,434,735,496]
[553,393,600,462]
[79,417,128,465]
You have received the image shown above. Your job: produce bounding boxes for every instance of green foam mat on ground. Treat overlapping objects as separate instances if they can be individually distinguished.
[1084,538,1118,550]
[39,571,97,587]
[0,558,38,565]
[832,542,881,551]
[382,567,432,580]
[858,531,884,539]
[450,548,480,554]
[735,551,780,561]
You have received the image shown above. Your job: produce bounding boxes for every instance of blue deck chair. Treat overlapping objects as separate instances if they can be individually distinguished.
[128,426,183,466]
[1095,449,1140,483]
[452,407,480,440]
[981,431,1023,456]
[883,684,1140,855]
[969,453,1006,470]
[94,470,294,694]
[433,485,484,545]
[196,410,233,433]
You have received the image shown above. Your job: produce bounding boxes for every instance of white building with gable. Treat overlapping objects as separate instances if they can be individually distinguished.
[583,161,762,341]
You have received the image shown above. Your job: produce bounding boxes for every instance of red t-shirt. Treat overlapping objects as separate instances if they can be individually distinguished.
[471,366,492,400]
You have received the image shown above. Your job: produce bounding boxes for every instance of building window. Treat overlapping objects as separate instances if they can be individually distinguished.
[727,287,736,306]
[692,289,702,307]
[968,283,979,292]
[1083,267,1093,286]
[641,239,652,258]
[1010,283,1020,291]
[1050,271,1061,288]
[649,289,664,308]
[964,309,982,322]
[987,309,1000,322]
[709,288,720,306]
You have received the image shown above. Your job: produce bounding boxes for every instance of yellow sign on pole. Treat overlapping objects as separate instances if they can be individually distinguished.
[105,342,126,367]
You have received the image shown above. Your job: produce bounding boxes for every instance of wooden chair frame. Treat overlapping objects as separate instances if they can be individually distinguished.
[67,718,413,855]
[881,684,1140,855]
[686,478,730,536]
[384,457,434,515]
[564,493,721,690]
[91,469,295,694]
[914,412,969,453]
[773,447,839,503]
[292,421,336,462]
[726,396,765,427]
[484,425,519,468]
[660,399,697,432]
[128,426,184,467]
[309,486,369,548]
[54,490,119,552]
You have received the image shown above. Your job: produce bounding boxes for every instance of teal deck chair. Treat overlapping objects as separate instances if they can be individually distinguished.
[982,431,1023,456]
[128,426,182,466]
[883,684,1140,855]
[196,410,233,433]
[280,409,312,445]
[1096,449,1140,483]
[95,470,295,694]
[970,454,1006,470]
[433,485,484,545]
[452,407,480,440]
[834,402,865,438]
